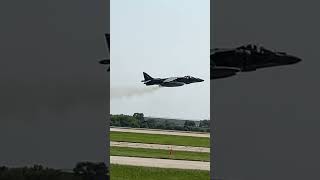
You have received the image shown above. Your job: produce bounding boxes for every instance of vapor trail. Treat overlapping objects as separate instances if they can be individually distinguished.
[111,86,161,99]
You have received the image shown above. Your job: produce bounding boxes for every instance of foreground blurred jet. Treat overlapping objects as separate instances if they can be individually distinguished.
[99,33,110,71]
[211,44,301,79]
[142,72,204,87]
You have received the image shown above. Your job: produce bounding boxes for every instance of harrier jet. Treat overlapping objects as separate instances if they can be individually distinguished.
[141,72,204,87]
[99,33,110,71]
[211,44,301,79]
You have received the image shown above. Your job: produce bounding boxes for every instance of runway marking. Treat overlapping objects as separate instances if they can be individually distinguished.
[111,141,210,153]
[110,127,210,138]
[110,156,210,171]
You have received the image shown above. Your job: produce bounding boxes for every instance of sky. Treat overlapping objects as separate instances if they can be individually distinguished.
[211,0,320,179]
[110,0,210,120]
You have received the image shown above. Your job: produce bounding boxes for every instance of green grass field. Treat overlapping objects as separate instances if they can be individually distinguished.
[110,132,210,147]
[110,164,210,180]
[111,146,210,162]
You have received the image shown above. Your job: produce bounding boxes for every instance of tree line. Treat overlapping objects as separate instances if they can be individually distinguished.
[0,162,108,180]
[111,113,210,132]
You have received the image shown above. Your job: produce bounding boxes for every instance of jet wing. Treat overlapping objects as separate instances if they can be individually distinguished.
[163,77,178,82]
[99,59,110,71]
[99,59,110,64]
[211,66,240,79]
[211,48,241,79]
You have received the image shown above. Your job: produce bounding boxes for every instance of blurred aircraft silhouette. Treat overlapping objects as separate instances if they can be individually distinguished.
[211,44,301,79]
[97,37,301,79]
[99,33,110,71]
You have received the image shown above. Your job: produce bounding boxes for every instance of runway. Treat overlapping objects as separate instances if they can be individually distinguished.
[110,156,210,171]
[111,141,210,153]
[110,127,210,138]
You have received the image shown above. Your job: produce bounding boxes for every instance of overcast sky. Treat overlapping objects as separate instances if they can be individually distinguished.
[110,0,210,120]
[212,0,320,179]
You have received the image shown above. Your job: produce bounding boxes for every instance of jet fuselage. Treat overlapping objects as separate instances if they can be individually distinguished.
[142,72,204,87]
[211,44,301,79]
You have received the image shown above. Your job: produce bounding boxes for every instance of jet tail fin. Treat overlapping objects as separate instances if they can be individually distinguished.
[105,33,110,52]
[142,72,153,82]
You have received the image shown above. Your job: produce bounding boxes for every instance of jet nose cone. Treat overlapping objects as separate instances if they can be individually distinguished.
[197,78,204,82]
[99,59,110,64]
[276,53,302,65]
[293,56,302,64]
[286,55,302,64]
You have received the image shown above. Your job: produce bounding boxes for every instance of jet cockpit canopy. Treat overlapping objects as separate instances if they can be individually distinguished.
[238,44,275,54]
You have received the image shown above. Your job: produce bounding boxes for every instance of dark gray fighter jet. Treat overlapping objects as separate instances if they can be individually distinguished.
[211,44,301,79]
[141,72,204,87]
[99,33,110,71]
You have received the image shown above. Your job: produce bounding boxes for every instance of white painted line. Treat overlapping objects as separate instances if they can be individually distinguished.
[111,141,210,153]
[110,156,210,171]
[110,127,210,138]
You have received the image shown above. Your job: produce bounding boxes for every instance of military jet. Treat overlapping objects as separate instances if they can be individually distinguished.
[99,33,110,71]
[141,72,204,87]
[211,44,301,79]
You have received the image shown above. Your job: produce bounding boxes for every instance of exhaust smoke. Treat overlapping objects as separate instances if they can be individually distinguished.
[111,86,161,99]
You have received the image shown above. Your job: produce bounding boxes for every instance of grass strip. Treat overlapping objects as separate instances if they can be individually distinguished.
[111,146,210,162]
[110,164,210,180]
[110,131,209,148]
